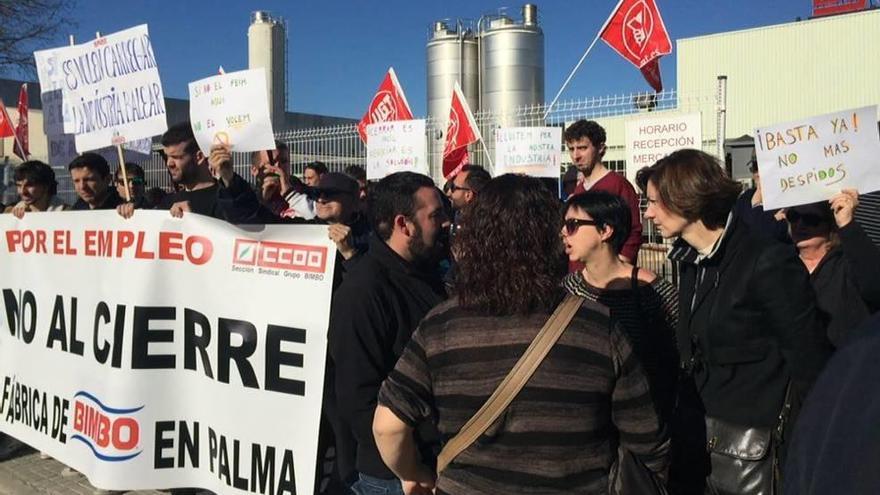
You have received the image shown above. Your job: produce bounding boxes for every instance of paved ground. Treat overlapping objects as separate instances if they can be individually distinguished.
[0,446,165,495]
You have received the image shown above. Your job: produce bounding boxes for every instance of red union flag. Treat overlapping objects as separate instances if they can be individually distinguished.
[0,100,15,138]
[599,0,672,92]
[443,82,481,179]
[14,83,29,160]
[357,68,414,143]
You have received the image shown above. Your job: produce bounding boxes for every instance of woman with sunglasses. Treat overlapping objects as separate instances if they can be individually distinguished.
[636,149,831,495]
[786,189,880,347]
[561,190,679,421]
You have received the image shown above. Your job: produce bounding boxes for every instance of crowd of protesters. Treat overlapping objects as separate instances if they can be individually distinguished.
[2,118,879,495]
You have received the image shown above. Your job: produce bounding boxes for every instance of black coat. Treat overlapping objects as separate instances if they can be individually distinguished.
[810,221,880,347]
[671,215,831,427]
[328,236,446,479]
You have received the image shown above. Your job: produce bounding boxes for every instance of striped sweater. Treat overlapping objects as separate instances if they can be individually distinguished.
[378,295,669,494]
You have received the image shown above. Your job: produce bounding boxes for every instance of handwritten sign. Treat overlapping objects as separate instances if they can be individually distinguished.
[625,113,702,183]
[34,24,168,152]
[188,68,275,154]
[366,120,428,179]
[754,106,880,209]
[494,127,562,178]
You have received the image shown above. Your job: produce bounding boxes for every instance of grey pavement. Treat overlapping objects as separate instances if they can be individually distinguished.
[0,446,165,495]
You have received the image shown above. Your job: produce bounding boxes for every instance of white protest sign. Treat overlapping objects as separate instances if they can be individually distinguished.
[0,211,335,494]
[754,105,880,209]
[625,113,702,182]
[188,69,276,154]
[34,24,168,152]
[366,119,428,179]
[494,127,562,178]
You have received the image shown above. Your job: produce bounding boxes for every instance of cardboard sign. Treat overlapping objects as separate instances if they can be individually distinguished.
[188,68,276,154]
[0,211,335,494]
[34,24,168,152]
[754,106,880,209]
[625,113,702,182]
[494,127,562,178]
[366,120,428,179]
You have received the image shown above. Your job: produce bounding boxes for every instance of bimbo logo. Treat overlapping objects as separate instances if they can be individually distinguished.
[369,90,397,123]
[71,391,142,462]
[623,0,654,59]
[232,238,327,273]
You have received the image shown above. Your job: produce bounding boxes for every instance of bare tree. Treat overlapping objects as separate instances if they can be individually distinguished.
[0,0,76,76]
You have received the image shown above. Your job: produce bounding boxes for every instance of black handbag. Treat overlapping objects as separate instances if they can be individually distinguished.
[704,386,792,495]
[609,446,669,495]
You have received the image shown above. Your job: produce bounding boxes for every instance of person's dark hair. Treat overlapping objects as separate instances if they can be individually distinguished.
[565,191,632,254]
[563,119,606,147]
[369,172,436,241]
[455,174,566,315]
[305,161,328,176]
[461,165,491,193]
[160,121,200,154]
[68,152,111,178]
[344,164,366,182]
[636,149,742,230]
[115,162,145,180]
[14,160,58,196]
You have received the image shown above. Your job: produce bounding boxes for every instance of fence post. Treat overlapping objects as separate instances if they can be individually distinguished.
[716,75,728,160]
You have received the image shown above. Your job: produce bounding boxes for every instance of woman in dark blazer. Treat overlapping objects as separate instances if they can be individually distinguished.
[637,149,832,495]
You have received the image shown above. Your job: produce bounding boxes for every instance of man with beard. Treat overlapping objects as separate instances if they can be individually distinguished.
[565,119,642,262]
[329,172,448,494]
[118,122,261,222]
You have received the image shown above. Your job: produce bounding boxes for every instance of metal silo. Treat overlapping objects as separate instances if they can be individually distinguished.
[479,4,544,126]
[248,11,287,129]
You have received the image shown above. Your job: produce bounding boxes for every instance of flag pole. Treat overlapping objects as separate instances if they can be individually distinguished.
[478,137,493,169]
[543,31,603,121]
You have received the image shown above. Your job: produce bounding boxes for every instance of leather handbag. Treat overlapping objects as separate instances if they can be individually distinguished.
[609,446,669,495]
[435,294,583,474]
[704,385,792,495]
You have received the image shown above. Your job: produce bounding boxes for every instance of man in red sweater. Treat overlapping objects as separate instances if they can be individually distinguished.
[565,119,642,263]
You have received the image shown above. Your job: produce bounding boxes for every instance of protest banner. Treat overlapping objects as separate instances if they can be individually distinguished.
[0,211,335,494]
[34,25,168,152]
[189,68,276,154]
[754,105,880,209]
[625,113,702,183]
[494,127,562,178]
[366,119,428,179]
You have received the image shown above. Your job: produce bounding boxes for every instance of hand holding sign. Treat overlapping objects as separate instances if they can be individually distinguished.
[208,144,234,186]
[189,68,275,154]
[829,188,859,228]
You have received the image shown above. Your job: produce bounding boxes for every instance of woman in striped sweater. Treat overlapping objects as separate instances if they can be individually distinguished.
[373,175,668,494]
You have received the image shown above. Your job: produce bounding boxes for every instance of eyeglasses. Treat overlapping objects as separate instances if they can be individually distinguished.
[562,218,598,236]
[116,177,145,185]
[785,210,827,227]
[449,183,471,193]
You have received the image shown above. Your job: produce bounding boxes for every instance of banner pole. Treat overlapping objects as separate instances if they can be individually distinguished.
[543,31,603,121]
[479,137,494,170]
[116,144,131,202]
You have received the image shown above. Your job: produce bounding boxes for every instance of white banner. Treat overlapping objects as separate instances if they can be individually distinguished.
[0,211,335,494]
[494,127,562,178]
[189,69,276,154]
[366,120,428,179]
[755,105,880,209]
[625,113,702,183]
[34,25,168,152]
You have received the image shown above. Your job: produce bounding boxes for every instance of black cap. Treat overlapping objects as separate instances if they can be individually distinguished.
[311,172,358,197]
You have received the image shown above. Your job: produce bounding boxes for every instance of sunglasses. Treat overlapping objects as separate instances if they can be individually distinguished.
[563,218,598,236]
[449,183,471,193]
[116,177,145,185]
[785,210,827,227]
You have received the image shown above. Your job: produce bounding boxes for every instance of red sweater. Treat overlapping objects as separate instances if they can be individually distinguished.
[571,171,643,263]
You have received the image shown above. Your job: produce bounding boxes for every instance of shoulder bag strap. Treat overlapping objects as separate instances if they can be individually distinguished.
[436,294,585,474]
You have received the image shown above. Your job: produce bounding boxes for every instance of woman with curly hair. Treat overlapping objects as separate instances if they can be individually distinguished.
[372,174,669,494]
[561,190,679,422]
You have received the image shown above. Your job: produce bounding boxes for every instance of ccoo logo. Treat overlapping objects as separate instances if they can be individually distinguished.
[623,0,654,59]
[71,391,143,462]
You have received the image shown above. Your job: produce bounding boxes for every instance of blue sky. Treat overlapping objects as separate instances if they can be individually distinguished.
[37,1,816,118]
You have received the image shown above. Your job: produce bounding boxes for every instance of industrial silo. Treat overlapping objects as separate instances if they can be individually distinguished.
[426,20,479,179]
[248,11,287,129]
[479,4,544,126]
